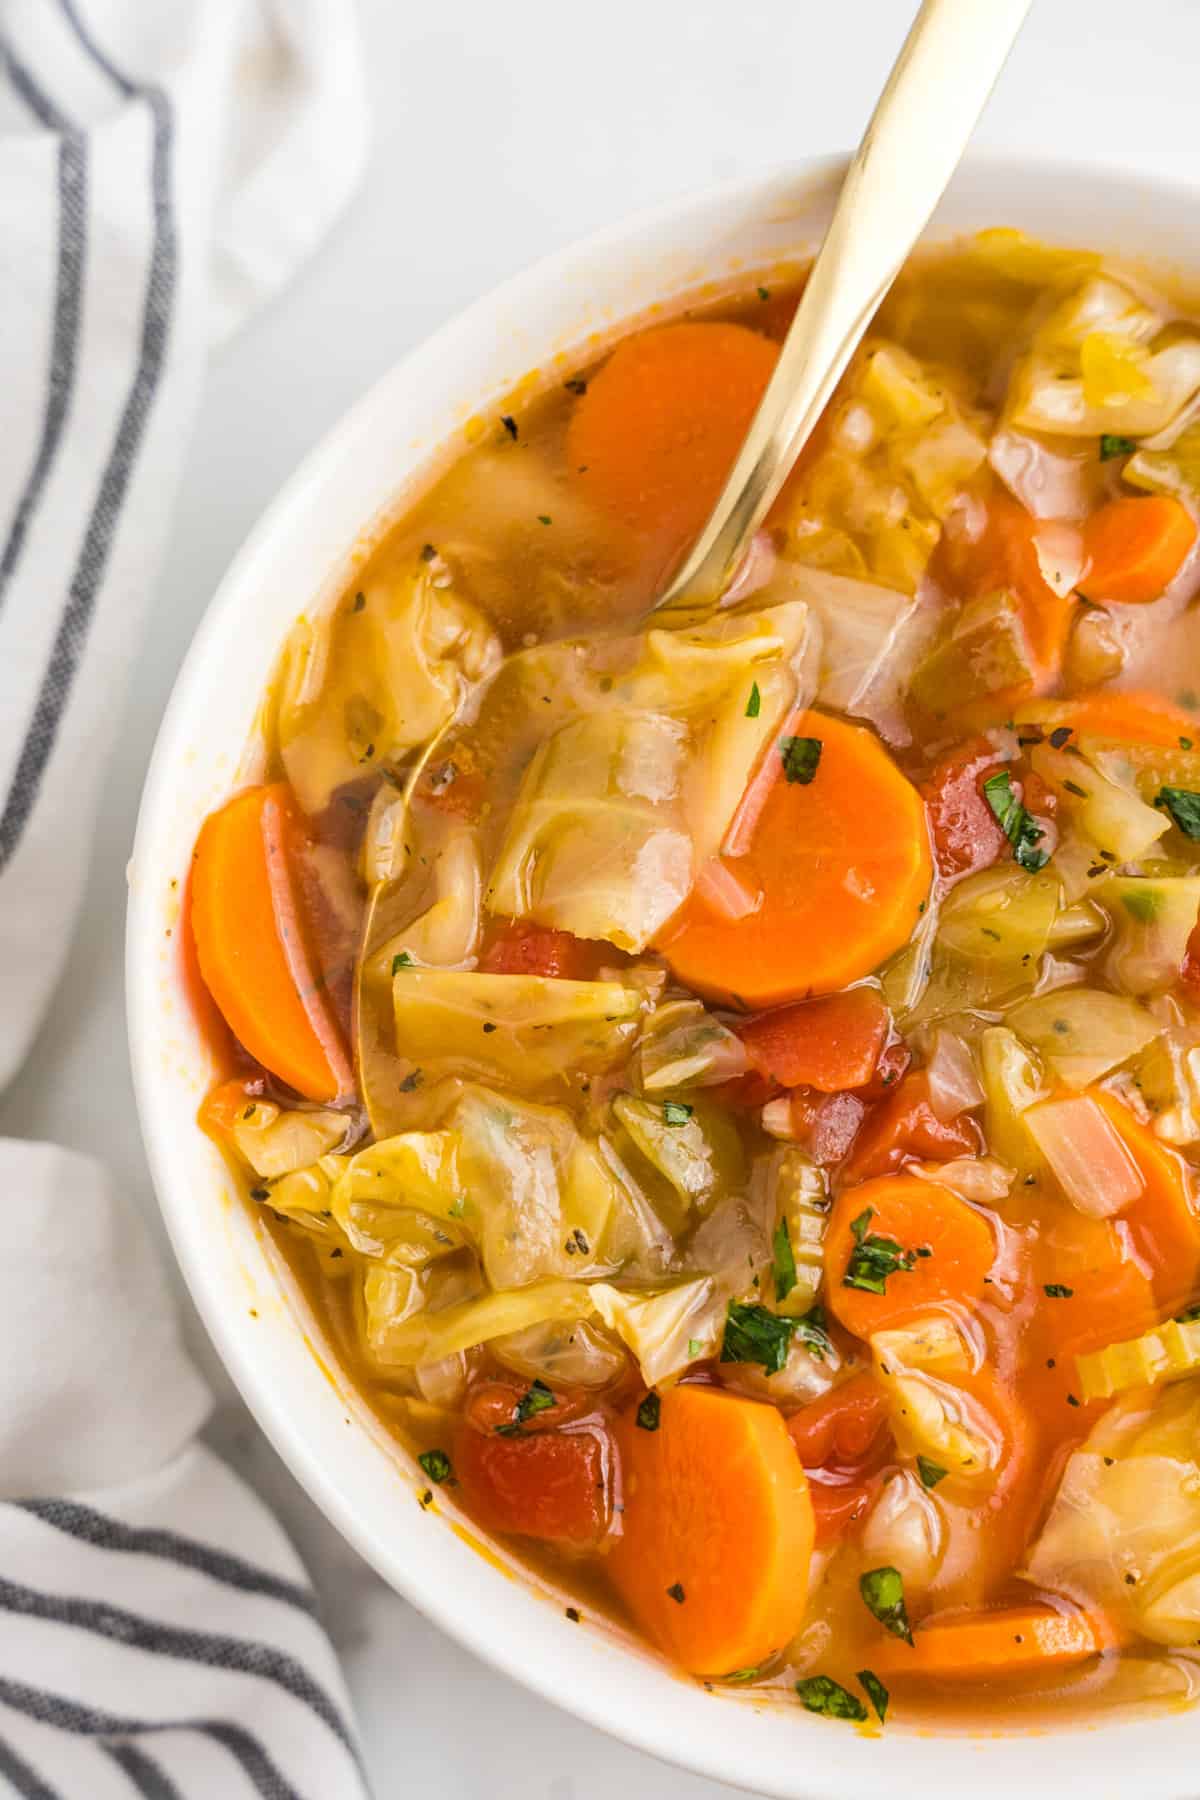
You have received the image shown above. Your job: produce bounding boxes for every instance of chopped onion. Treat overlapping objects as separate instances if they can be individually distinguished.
[1032,520,1086,597]
[911,1156,1013,1203]
[925,1029,984,1122]
[1024,1095,1145,1217]
[861,1471,946,1591]
[761,1096,797,1141]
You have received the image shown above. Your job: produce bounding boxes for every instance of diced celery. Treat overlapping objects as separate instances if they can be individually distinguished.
[1077,1316,1200,1402]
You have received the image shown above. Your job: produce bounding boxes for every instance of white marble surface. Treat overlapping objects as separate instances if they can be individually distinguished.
[4,1,1200,1793]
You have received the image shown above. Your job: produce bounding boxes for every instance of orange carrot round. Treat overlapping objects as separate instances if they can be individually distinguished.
[824,1172,996,1338]
[659,711,931,1008]
[565,321,779,568]
[869,1604,1121,1681]
[608,1384,814,1676]
[1082,495,1197,604]
[1093,1089,1200,1316]
[190,784,351,1103]
[1047,688,1199,747]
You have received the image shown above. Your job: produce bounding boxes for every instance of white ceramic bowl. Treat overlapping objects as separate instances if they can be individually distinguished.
[128,154,1200,1798]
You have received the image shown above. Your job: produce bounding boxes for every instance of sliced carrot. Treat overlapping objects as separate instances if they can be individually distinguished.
[1093,1089,1200,1315]
[738,987,890,1092]
[1020,688,1199,748]
[190,784,351,1103]
[869,1604,1121,1681]
[1024,1218,1158,1432]
[840,1070,982,1185]
[1082,495,1197,604]
[608,1384,814,1676]
[824,1171,996,1338]
[566,321,779,573]
[659,711,931,1008]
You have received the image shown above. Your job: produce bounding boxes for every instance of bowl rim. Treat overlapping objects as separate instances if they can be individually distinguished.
[128,148,1200,1797]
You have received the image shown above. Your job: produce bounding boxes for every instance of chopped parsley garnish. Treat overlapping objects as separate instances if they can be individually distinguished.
[352,590,366,612]
[420,542,437,562]
[537,513,552,526]
[780,735,822,785]
[666,1582,686,1604]
[859,1566,913,1645]
[564,377,588,396]
[916,1456,947,1490]
[721,1300,796,1375]
[857,1668,889,1725]
[843,1207,918,1296]
[772,1215,797,1303]
[417,1449,455,1485]
[1044,1283,1074,1298]
[663,1101,693,1126]
[500,414,518,440]
[795,1675,867,1721]
[1100,433,1137,461]
[1156,786,1200,839]
[392,950,413,972]
[636,1393,661,1431]
[746,680,762,719]
[482,1021,498,1033]
[687,1337,703,1358]
[399,1067,423,1092]
[757,285,770,302]
[496,1379,556,1435]
[1181,736,1194,750]
[982,768,1049,872]
[723,1665,760,1683]
[1178,1302,1200,1322]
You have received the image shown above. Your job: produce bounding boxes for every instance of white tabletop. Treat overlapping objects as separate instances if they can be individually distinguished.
[3,1,1198,1793]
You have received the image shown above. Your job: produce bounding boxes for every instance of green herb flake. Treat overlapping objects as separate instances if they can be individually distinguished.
[500,414,518,440]
[352,590,366,612]
[721,1300,796,1375]
[1100,433,1137,461]
[1177,1303,1200,1322]
[496,1378,557,1435]
[723,1665,760,1683]
[857,1668,889,1725]
[795,1675,868,1722]
[757,285,771,302]
[1180,737,1194,750]
[794,1304,832,1362]
[392,950,413,973]
[564,377,588,396]
[399,1068,423,1092]
[780,735,822,785]
[745,680,762,719]
[859,1565,914,1645]
[537,514,552,526]
[636,1393,661,1431]
[663,1101,694,1127]
[772,1215,797,1304]
[843,1207,918,1297]
[666,1582,686,1604]
[1044,1283,1074,1298]
[417,1449,455,1485]
[916,1455,947,1490]
[1121,886,1163,923]
[420,542,437,563]
[983,768,1048,873]
[1156,786,1200,840]
[687,1337,703,1359]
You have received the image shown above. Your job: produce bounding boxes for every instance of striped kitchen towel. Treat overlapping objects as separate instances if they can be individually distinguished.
[0,2,371,1795]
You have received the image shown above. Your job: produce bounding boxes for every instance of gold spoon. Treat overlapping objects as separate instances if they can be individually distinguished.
[652,0,1033,620]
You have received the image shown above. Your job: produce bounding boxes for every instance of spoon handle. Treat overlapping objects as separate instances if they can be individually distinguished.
[655,0,1033,617]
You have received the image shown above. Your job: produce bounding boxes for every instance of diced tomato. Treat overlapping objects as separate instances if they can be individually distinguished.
[840,1069,982,1185]
[463,1377,589,1436]
[709,1068,783,1110]
[454,1419,613,1546]
[738,987,890,1092]
[934,487,1074,697]
[479,919,613,980]
[854,1035,912,1101]
[787,1375,892,1546]
[777,1088,867,1166]
[921,737,1008,880]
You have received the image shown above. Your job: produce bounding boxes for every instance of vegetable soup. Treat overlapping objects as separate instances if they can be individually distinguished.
[188,230,1200,1728]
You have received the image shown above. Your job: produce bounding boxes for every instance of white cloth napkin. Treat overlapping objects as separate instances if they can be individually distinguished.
[0,2,372,1794]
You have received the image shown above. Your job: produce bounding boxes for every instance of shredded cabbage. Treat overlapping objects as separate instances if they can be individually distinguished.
[610,1093,745,1229]
[634,997,749,1092]
[1102,875,1200,997]
[590,1278,720,1388]
[1007,989,1161,1089]
[364,1278,594,1370]
[229,1102,349,1180]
